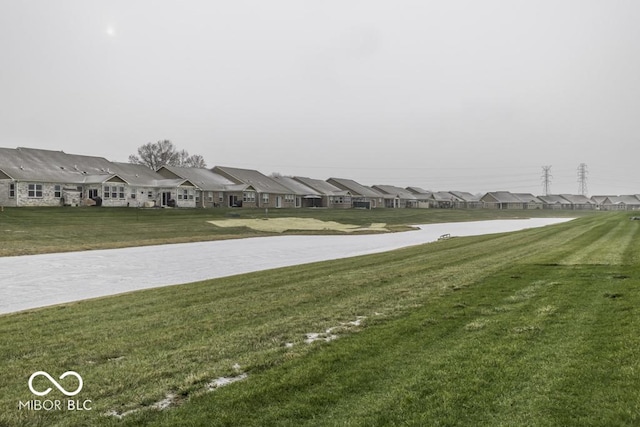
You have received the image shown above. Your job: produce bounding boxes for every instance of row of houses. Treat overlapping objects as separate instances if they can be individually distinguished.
[1,147,639,210]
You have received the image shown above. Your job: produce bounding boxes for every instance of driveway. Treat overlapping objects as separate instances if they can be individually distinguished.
[0,218,572,315]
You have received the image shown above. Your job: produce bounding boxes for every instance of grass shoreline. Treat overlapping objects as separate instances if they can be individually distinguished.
[1,212,638,425]
[0,206,590,257]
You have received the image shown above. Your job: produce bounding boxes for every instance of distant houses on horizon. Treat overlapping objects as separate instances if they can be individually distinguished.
[1,146,639,211]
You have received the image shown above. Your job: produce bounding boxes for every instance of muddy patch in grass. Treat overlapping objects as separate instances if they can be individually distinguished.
[106,367,248,419]
[300,316,367,345]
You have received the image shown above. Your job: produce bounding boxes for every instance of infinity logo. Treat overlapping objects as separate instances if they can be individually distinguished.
[28,371,83,397]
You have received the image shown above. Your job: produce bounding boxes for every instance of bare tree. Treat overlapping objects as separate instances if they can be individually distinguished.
[129,140,207,169]
[183,154,207,168]
[269,172,292,178]
[175,149,190,167]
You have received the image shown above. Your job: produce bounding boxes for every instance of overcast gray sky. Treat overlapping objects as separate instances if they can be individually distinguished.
[1,1,639,195]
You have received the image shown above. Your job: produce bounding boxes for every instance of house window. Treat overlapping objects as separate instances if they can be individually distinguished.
[104,185,125,199]
[178,189,188,200]
[28,183,43,198]
[88,189,98,199]
[54,185,62,198]
[218,192,223,202]
[243,191,256,203]
[9,183,15,198]
[262,193,269,203]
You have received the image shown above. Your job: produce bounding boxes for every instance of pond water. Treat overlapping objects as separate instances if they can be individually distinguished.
[0,218,573,315]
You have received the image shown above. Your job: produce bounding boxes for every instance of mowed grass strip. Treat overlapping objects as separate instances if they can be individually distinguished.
[162,263,640,427]
[0,212,636,426]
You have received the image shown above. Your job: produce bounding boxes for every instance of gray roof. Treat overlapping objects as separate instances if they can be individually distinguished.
[431,191,464,202]
[157,165,234,191]
[273,176,321,196]
[372,185,418,200]
[604,195,640,205]
[537,195,571,205]
[327,177,383,198]
[406,186,431,195]
[81,174,125,184]
[0,147,194,188]
[212,166,293,194]
[450,191,481,202]
[110,162,194,188]
[0,147,114,183]
[483,191,524,203]
[559,194,596,205]
[405,187,432,201]
[513,193,543,204]
[292,177,348,196]
[590,195,611,204]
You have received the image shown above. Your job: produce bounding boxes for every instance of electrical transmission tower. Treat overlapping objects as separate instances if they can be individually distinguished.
[541,165,552,196]
[577,163,588,196]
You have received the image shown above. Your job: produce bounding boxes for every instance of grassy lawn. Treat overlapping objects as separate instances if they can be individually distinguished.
[0,211,638,425]
[0,206,584,256]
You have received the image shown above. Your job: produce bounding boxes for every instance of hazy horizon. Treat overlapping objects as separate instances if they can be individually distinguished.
[1,1,639,196]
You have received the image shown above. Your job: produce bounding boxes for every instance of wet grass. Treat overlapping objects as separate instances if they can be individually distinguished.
[1,212,638,426]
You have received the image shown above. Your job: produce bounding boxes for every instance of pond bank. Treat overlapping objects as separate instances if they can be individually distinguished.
[0,218,573,315]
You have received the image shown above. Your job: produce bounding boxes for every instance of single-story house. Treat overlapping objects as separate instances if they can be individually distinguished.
[405,187,432,208]
[272,176,322,208]
[513,193,544,210]
[110,162,197,208]
[590,195,611,209]
[538,195,573,210]
[481,192,525,209]
[327,178,384,209]
[291,177,352,208]
[601,195,640,211]
[371,185,419,208]
[558,194,597,210]
[0,147,195,208]
[157,165,236,208]
[449,191,483,209]
[0,146,112,207]
[427,191,464,209]
[212,166,297,208]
